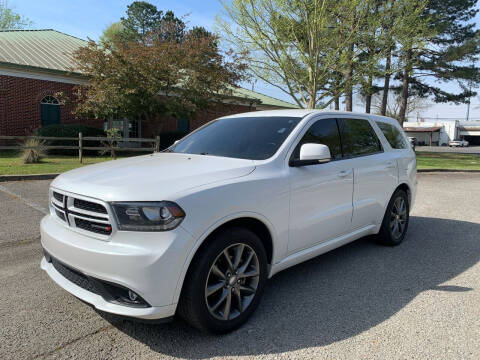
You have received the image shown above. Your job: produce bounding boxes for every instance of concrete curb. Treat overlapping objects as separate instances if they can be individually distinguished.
[0,173,59,182]
[417,169,480,173]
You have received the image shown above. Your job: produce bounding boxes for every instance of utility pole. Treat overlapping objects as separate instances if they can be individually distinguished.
[466,99,471,121]
[466,61,474,121]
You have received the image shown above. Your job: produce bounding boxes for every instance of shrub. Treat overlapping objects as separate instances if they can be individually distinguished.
[99,128,121,159]
[22,138,47,164]
[35,124,105,155]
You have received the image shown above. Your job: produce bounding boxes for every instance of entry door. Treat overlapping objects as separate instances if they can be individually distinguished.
[287,118,354,254]
[41,103,60,126]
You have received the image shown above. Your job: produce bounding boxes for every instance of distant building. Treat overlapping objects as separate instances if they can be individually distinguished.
[0,29,297,138]
[403,120,480,146]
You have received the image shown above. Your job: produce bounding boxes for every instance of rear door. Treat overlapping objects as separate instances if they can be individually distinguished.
[337,117,398,229]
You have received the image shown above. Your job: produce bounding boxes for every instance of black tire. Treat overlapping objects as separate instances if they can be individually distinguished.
[178,227,268,333]
[377,189,410,246]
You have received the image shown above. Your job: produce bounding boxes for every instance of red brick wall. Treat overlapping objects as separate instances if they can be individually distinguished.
[0,74,101,136]
[0,73,257,138]
[142,103,256,137]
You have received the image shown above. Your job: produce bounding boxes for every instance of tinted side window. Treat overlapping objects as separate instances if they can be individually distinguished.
[376,121,408,149]
[292,118,342,160]
[338,118,382,157]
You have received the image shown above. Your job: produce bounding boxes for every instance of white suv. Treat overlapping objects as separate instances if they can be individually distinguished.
[40,110,417,333]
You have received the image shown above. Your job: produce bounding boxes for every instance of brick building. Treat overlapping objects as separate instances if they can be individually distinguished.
[0,29,297,138]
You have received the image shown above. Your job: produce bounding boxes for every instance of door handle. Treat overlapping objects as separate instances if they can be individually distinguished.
[385,161,396,169]
[337,170,351,178]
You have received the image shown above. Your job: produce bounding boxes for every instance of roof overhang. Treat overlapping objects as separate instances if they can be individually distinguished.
[403,126,442,132]
[0,62,87,85]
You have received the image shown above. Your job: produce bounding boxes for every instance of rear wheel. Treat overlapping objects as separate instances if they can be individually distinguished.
[178,227,268,333]
[377,189,409,246]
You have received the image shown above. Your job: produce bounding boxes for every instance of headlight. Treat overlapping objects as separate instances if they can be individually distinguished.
[110,201,185,231]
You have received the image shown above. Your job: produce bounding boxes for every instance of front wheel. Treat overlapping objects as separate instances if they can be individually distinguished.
[178,227,268,333]
[377,189,410,246]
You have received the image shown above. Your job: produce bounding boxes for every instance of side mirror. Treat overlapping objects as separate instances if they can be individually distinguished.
[290,143,331,167]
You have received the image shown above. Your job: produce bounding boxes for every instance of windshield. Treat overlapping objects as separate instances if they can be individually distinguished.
[169,116,302,160]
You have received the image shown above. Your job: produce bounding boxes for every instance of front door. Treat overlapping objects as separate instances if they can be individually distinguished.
[288,118,354,254]
[40,96,60,126]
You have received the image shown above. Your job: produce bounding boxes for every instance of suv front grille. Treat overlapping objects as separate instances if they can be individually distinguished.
[73,198,108,214]
[75,218,112,235]
[51,190,112,237]
[53,191,64,203]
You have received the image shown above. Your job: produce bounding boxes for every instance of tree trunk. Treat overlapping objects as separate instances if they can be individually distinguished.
[334,96,340,110]
[399,49,412,125]
[365,73,373,113]
[381,46,392,116]
[345,42,354,112]
[365,94,372,113]
[345,64,353,111]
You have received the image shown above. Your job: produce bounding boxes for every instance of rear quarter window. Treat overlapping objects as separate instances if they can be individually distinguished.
[376,121,408,149]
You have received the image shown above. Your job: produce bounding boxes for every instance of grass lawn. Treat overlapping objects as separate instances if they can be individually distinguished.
[415,152,480,170]
[0,151,125,175]
[1,151,480,175]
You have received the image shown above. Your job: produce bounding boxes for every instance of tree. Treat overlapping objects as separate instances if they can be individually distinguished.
[218,0,366,109]
[120,1,185,42]
[398,0,480,123]
[367,91,431,121]
[0,0,32,29]
[72,21,248,132]
[99,22,125,45]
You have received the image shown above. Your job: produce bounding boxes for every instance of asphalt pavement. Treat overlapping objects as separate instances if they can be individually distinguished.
[1,174,479,359]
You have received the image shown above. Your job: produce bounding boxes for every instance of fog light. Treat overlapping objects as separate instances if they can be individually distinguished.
[128,290,138,301]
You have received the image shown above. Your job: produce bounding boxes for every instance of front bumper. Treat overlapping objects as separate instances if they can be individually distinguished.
[40,214,194,320]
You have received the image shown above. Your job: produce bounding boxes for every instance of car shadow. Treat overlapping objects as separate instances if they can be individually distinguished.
[99,216,480,358]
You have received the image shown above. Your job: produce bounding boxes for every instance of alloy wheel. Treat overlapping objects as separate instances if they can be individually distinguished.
[205,243,260,321]
[390,196,407,240]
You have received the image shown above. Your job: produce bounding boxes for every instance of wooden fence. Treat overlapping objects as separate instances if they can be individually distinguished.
[0,133,161,163]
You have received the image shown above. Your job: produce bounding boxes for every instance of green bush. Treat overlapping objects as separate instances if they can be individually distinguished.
[35,124,105,155]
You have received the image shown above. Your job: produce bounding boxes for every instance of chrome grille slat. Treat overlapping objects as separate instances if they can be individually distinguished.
[51,190,112,237]
[69,212,110,224]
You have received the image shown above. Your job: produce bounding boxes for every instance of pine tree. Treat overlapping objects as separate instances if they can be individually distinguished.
[399,0,480,122]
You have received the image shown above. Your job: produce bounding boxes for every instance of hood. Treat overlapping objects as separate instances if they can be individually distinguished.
[51,153,255,201]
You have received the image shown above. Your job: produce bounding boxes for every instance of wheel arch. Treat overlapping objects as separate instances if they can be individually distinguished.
[396,182,412,208]
[172,214,275,305]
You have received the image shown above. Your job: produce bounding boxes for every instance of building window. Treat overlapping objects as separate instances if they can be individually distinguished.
[40,95,60,126]
[128,120,140,138]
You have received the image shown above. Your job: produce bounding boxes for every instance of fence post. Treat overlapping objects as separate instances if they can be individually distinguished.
[155,135,160,152]
[78,132,83,164]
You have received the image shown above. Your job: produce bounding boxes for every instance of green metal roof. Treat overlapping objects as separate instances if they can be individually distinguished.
[0,29,87,74]
[232,87,299,109]
[0,29,297,108]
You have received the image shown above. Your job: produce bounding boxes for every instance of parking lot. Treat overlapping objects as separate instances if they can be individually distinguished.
[1,173,480,359]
